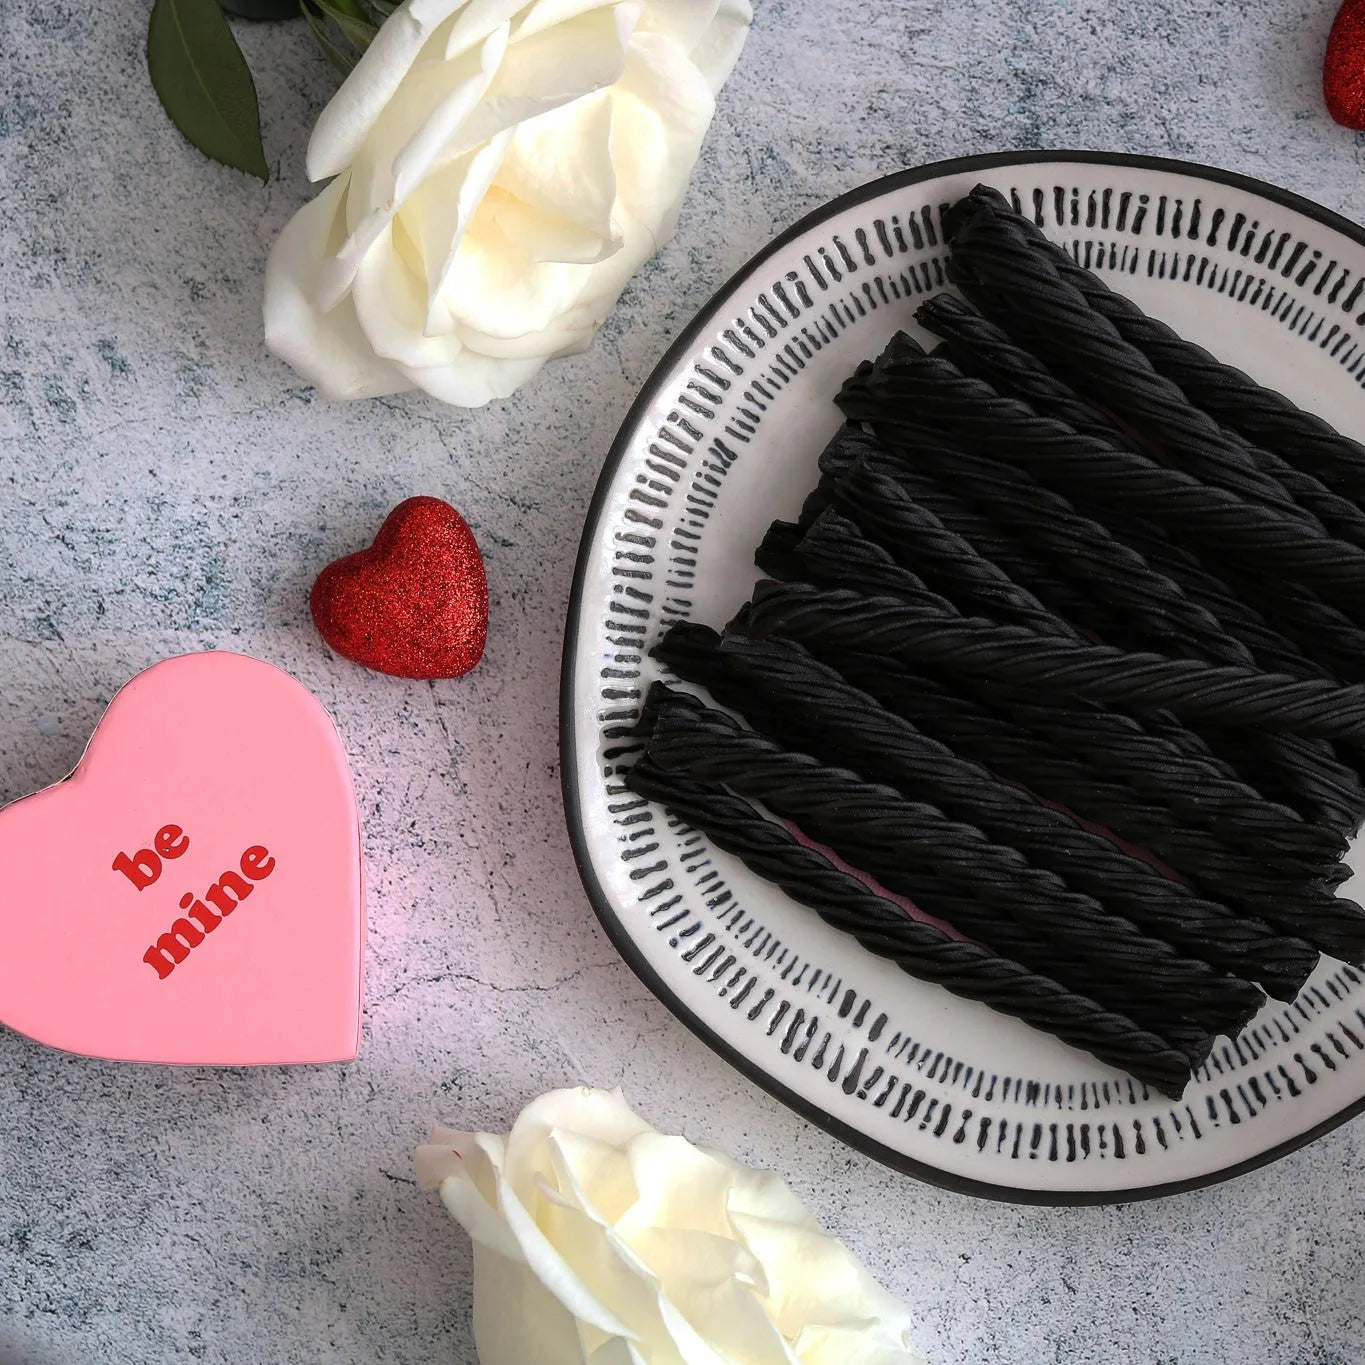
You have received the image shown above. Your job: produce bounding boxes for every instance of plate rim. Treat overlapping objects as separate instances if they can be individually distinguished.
[559,148,1365,1205]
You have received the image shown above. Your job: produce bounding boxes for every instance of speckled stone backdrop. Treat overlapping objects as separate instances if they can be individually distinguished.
[4,1,1365,1362]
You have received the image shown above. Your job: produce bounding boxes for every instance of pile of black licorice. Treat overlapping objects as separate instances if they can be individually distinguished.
[624,185,1365,1100]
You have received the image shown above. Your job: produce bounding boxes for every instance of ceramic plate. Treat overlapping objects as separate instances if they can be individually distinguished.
[561,151,1365,1202]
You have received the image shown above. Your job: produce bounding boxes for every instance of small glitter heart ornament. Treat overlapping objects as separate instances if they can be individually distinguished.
[1326,0,1365,129]
[311,496,488,680]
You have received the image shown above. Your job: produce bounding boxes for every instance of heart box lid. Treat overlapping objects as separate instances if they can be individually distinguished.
[0,651,365,1065]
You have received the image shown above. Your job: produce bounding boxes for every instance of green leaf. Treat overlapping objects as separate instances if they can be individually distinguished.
[321,0,372,20]
[312,0,379,51]
[147,0,269,183]
[301,0,357,75]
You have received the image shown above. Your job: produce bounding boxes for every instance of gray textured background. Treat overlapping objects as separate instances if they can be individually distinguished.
[4,1,1365,1362]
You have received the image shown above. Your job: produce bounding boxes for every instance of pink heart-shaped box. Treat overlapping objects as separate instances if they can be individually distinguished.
[0,652,364,1063]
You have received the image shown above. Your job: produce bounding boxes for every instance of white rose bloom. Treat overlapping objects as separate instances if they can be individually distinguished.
[415,1087,925,1365]
[264,0,751,406]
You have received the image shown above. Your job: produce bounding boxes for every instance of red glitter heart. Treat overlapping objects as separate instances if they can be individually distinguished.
[311,496,488,680]
[1326,0,1365,129]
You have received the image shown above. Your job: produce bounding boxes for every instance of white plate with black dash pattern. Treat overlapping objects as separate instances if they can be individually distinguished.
[561,151,1365,1202]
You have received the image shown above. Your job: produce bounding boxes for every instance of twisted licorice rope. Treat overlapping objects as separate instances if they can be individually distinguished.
[737,580,1351,863]
[653,623,1357,932]
[1090,516,1365,832]
[1222,564,1365,690]
[623,758,1197,1097]
[843,392,1255,667]
[794,422,884,530]
[755,520,808,583]
[742,580,1365,882]
[830,431,1249,788]
[641,687,1264,1040]
[829,458,1077,638]
[818,426,1147,653]
[767,500,1329,810]
[746,578,1365,745]
[943,198,1331,528]
[760,508,959,608]
[827,648,1358,918]
[1105,515,1329,681]
[916,292,1143,451]
[842,415,1364,828]
[813,425,1057,597]
[693,629,1320,998]
[919,290,1365,563]
[1104,516,1365,817]
[940,196,1365,550]
[844,357,1330,797]
[844,345,1365,608]
[953,185,1365,507]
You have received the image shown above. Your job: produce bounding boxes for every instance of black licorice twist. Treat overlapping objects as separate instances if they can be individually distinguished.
[827,460,1079,639]
[842,421,1363,826]
[641,691,1264,1040]
[845,344,1364,812]
[1222,565,1365,689]
[849,342,1365,608]
[695,635,1320,998]
[846,408,1257,667]
[758,509,957,607]
[915,292,1142,452]
[622,758,1196,1097]
[941,195,1365,550]
[764,506,1335,824]
[653,623,1360,947]
[737,577,1351,862]
[830,442,1245,784]
[745,578,1365,744]
[817,428,1136,647]
[654,621,1334,872]
[793,423,883,530]
[955,185,1365,506]
[818,649,1363,935]
[740,579,1365,922]
[1105,515,1331,682]
[813,426,1059,596]
[942,200,1333,528]
[1101,515,1365,830]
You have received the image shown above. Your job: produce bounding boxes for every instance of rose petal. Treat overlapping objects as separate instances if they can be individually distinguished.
[262,174,408,399]
[514,0,619,44]
[617,1134,740,1242]
[406,131,516,325]
[790,1321,925,1365]
[470,1244,597,1365]
[547,1128,640,1227]
[435,200,594,340]
[497,90,620,263]
[399,348,548,406]
[503,1087,656,1199]
[632,1228,798,1365]
[307,0,471,181]
[730,1215,914,1347]
[586,1339,648,1365]
[493,1169,636,1337]
[610,31,716,233]
[689,0,754,92]
[443,0,527,61]
[492,3,635,101]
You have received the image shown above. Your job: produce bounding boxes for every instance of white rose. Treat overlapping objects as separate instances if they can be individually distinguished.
[415,1087,925,1365]
[264,0,751,407]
